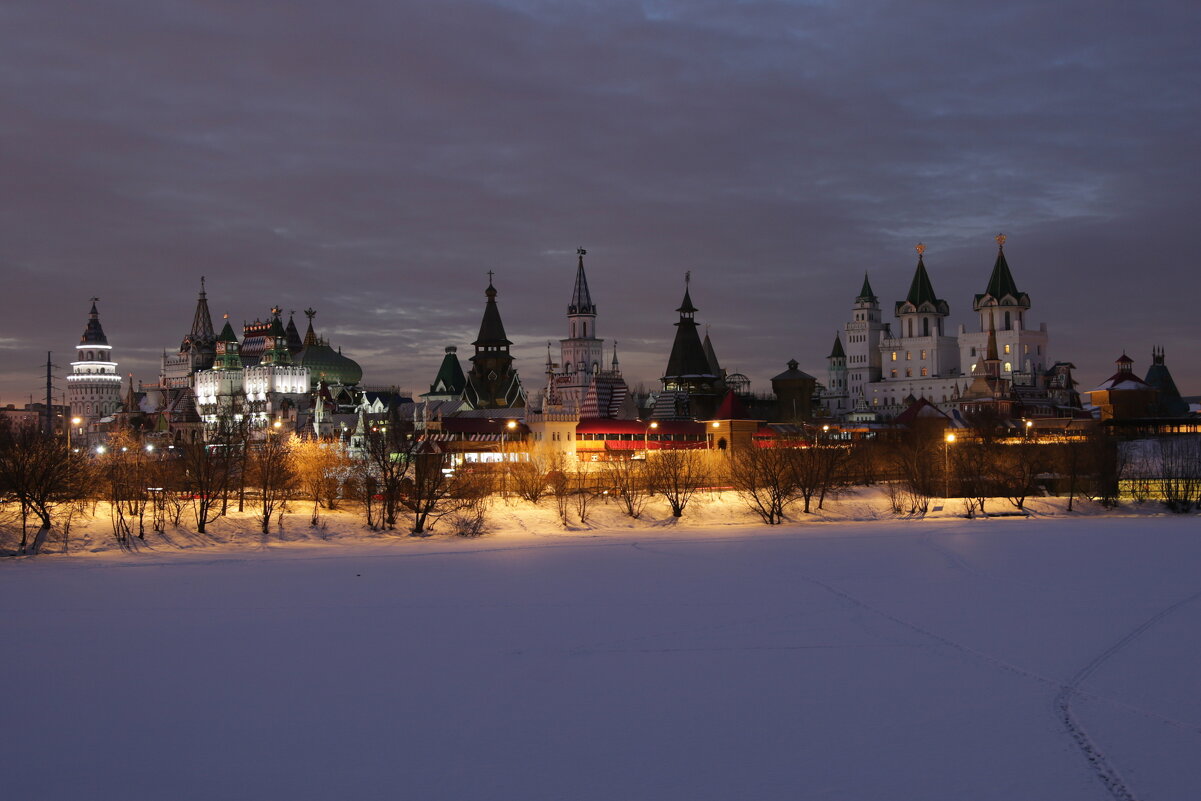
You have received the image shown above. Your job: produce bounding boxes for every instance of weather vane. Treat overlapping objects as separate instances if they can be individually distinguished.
[685,270,691,286]
[578,247,587,257]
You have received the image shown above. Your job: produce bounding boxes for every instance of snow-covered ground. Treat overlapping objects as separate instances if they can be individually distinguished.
[3,494,1200,800]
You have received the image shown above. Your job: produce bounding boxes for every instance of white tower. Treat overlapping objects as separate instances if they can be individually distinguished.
[958,235,1049,382]
[557,248,606,409]
[881,245,958,381]
[67,299,123,437]
[843,274,886,408]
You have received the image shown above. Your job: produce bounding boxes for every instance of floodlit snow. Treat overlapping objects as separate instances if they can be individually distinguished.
[3,493,1201,800]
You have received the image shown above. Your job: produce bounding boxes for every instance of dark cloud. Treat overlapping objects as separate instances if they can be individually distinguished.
[2,0,1199,405]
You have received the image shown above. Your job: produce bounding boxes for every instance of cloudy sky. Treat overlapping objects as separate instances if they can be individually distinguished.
[2,0,1199,406]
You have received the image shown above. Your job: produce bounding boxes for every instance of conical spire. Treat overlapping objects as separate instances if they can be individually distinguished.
[79,298,109,346]
[665,275,712,379]
[676,271,697,316]
[828,333,846,359]
[702,329,722,376]
[856,273,877,302]
[217,314,238,343]
[896,243,949,317]
[568,247,595,315]
[474,272,512,346]
[189,277,215,341]
[285,312,303,354]
[984,234,1021,300]
[302,308,318,347]
[974,234,1030,313]
[905,246,939,307]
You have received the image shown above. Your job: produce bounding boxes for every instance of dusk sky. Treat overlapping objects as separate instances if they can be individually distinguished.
[3,0,1199,405]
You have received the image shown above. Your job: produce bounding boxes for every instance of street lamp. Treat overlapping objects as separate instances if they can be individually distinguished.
[1025,419,1033,440]
[68,416,82,450]
[644,421,659,458]
[944,432,956,498]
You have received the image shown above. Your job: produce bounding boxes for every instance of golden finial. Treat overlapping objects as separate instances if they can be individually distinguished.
[996,233,1006,248]
[915,242,926,256]
[223,313,229,320]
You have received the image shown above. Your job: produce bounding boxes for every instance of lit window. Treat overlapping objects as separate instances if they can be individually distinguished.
[1004,362,1012,372]
[920,350,927,360]
[891,351,897,361]
[1004,344,1011,354]
[971,363,977,372]
[921,367,928,376]
[906,352,911,360]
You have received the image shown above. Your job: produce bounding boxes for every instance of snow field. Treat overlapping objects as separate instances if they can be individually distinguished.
[3,503,1201,800]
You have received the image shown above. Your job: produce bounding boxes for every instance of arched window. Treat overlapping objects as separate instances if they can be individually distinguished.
[1004,311,1011,330]
[922,318,929,337]
[1004,362,1012,372]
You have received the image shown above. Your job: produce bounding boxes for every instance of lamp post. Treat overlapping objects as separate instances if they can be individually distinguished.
[944,432,956,498]
[643,420,659,458]
[1025,419,1033,440]
[68,416,81,450]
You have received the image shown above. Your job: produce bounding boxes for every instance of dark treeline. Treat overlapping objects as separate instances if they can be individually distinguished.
[2,415,1198,555]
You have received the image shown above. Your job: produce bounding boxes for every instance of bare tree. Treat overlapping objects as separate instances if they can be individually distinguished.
[994,440,1049,510]
[0,419,89,553]
[291,436,348,525]
[403,448,479,535]
[572,468,595,524]
[604,458,650,519]
[725,445,799,524]
[248,432,297,535]
[1155,436,1201,512]
[647,449,708,518]
[546,451,573,525]
[179,416,241,534]
[952,439,999,517]
[99,431,153,545]
[881,427,941,515]
[358,422,414,530]
[508,444,553,503]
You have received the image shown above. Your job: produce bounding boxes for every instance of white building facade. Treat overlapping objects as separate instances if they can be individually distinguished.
[829,238,1051,419]
[67,300,124,436]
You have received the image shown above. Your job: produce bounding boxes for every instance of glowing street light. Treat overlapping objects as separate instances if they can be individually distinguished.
[944,432,956,498]
[644,420,659,457]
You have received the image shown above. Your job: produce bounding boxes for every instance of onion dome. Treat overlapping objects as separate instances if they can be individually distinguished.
[298,341,363,386]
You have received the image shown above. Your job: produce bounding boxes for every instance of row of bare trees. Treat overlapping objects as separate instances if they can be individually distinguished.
[5,413,1199,553]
